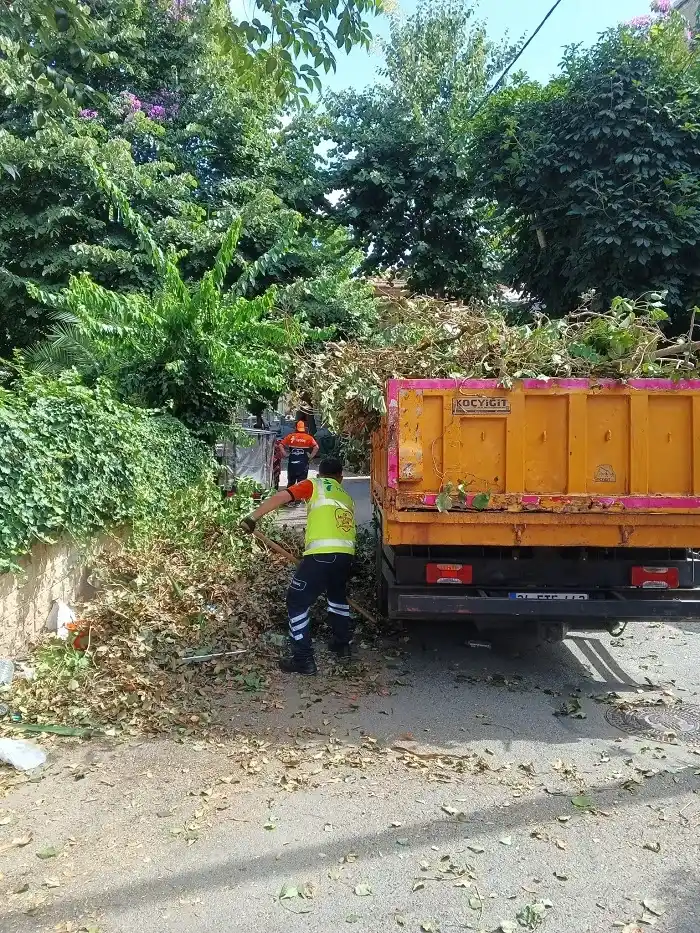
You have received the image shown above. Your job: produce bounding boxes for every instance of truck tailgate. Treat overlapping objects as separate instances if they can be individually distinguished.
[372,378,700,548]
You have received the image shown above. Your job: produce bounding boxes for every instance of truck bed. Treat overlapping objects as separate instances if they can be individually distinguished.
[372,378,700,548]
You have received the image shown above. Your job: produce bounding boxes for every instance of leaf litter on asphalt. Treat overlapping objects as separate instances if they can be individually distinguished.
[642,898,665,917]
[515,901,552,930]
[36,845,59,859]
[277,880,316,913]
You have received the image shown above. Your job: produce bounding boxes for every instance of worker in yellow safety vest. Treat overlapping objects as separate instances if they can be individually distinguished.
[240,457,356,674]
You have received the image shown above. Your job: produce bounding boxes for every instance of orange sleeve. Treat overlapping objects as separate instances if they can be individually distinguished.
[280,433,293,446]
[288,479,314,501]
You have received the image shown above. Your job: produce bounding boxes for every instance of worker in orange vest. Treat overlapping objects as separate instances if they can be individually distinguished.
[281,421,319,487]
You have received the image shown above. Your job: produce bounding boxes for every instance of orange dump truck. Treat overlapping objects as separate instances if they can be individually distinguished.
[372,377,700,638]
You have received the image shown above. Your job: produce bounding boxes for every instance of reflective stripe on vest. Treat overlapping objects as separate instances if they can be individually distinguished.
[305,538,355,554]
[307,497,350,512]
[304,477,356,556]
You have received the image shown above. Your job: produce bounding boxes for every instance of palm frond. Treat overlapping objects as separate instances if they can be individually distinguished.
[28,324,98,375]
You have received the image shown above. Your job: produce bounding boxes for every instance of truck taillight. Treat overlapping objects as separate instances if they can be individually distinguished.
[631,566,679,589]
[426,563,473,584]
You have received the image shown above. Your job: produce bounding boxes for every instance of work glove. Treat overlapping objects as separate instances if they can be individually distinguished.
[240,515,257,534]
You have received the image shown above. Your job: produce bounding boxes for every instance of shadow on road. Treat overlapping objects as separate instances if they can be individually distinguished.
[665,872,700,933]
[211,613,673,767]
[14,762,698,927]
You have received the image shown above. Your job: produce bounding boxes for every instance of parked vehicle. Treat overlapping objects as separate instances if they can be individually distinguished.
[373,378,700,640]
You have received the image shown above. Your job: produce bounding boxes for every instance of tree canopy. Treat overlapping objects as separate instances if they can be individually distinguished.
[323,0,510,298]
[471,11,700,321]
[0,0,383,354]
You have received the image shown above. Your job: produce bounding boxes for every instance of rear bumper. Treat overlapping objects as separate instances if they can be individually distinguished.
[390,589,700,622]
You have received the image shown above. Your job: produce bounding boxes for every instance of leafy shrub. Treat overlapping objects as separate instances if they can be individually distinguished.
[29,197,305,441]
[0,370,211,571]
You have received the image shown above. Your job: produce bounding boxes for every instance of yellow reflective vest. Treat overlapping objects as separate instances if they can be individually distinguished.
[304,477,356,556]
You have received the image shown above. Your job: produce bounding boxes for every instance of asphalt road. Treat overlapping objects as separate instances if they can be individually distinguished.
[2,479,700,933]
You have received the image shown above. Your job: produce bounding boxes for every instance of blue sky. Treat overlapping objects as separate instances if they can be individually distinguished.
[322,0,646,93]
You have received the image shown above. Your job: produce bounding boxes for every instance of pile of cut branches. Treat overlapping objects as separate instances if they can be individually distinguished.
[297,292,700,439]
[6,485,378,735]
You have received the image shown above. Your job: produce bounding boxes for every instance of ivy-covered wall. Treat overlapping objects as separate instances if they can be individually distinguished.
[0,371,212,573]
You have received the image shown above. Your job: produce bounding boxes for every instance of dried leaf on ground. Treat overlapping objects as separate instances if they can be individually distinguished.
[516,901,550,930]
[556,698,587,719]
[279,883,300,900]
[36,846,59,859]
[571,795,594,810]
[642,899,665,917]
[0,833,32,854]
[354,883,372,896]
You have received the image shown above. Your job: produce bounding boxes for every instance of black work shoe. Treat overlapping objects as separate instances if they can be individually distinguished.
[329,642,352,663]
[278,654,317,675]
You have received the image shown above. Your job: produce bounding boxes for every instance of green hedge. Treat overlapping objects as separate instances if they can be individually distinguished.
[0,371,212,571]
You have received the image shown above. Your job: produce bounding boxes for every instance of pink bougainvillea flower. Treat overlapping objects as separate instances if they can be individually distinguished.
[121,91,142,113]
[145,104,167,120]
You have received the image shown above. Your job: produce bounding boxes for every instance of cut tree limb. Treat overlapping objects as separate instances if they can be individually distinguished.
[651,339,700,360]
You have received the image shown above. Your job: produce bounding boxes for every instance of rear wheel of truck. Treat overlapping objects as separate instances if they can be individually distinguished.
[375,519,389,617]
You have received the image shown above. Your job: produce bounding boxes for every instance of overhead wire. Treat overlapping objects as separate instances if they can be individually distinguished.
[467,0,569,122]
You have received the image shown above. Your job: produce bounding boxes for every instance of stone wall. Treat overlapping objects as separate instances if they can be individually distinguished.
[0,531,126,658]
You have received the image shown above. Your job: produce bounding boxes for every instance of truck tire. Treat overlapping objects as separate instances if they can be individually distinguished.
[378,572,389,618]
[375,510,388,618]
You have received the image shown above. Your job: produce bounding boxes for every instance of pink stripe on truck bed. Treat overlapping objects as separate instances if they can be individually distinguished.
[387,377,700,391]
[420,494,700,510]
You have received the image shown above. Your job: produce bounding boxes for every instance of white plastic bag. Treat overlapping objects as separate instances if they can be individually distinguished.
[0,658,13,685]
[0,738,47,771]
[46,599,76,640]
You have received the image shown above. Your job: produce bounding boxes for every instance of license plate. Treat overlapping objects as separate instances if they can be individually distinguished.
[508,592,589,600]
